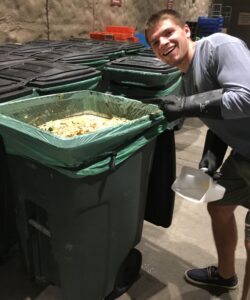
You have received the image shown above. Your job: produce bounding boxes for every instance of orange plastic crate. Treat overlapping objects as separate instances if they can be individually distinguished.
[90,31,114,40]
[112,34,138,43]
[106,26,135,34]
[113,33,134,41]
[129,36,139,43]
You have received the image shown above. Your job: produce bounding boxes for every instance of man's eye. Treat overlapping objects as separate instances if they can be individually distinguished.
[152,41,159,47]
[164,30,173,38]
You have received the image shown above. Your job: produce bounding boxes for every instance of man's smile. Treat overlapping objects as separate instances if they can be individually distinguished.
[162,45,176,56]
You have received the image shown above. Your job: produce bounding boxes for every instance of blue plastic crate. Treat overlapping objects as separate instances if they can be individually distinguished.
[135,33,149,47]
[197,16,224,36]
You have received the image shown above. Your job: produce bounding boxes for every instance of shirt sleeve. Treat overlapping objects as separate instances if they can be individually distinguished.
[211,41,250,119]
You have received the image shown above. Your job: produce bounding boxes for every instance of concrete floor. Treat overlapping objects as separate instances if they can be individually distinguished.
[0,118,247,300]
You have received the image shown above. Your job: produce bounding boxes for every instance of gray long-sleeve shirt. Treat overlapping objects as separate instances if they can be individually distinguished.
[182,33,250,159]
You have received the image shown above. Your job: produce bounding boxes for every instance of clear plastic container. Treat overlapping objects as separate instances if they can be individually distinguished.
[172,166,225,203]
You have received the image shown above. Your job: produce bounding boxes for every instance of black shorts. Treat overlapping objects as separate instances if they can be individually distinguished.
[212,151,250,240]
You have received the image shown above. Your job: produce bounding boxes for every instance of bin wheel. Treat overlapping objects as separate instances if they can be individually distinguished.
[105,248,142,300]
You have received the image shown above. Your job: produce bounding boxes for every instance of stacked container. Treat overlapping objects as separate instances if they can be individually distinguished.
[197,16,224,37]
[90,26,138,43]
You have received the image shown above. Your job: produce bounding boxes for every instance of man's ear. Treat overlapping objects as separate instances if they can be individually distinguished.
[184,24,191,38]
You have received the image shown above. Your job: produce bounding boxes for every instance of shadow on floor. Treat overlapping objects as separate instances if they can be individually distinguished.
[0,250,45,300]
[130,237,241,300]
[0,238,242,300]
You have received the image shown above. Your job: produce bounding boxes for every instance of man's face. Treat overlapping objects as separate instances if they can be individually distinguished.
[147,18,192,71]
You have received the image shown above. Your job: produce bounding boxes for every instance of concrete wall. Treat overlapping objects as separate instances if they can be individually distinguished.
[175,0,212,21]
[0,0,210,44]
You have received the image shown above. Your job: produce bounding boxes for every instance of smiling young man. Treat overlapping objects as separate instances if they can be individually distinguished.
[145,9,250,300]
[147,10,194,73]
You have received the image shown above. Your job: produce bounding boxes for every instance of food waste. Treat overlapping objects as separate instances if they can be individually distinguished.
[38,113,129,138]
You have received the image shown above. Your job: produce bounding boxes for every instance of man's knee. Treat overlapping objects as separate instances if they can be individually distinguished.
[245,240,250,252]
[207,204,236,221]
[245,211,250,244]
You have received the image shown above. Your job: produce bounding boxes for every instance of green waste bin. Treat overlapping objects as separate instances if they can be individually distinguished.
[0,136,17,262]
[0,79,36,261]
[102,56,181,229]
[0,60,102,96]
[102,55,182,99]
[0,90,167,300]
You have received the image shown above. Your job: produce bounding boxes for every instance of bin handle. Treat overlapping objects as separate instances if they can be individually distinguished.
[109,151,117,170]
[28,219,51,238]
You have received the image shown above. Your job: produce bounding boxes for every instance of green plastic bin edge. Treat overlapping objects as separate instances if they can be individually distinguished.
[0,90,168,178]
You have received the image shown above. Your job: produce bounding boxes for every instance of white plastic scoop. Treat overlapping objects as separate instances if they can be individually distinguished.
[172,166,226,203]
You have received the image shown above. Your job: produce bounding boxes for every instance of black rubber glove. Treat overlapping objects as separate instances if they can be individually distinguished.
[199,129,228,176]
[144,89,223,122]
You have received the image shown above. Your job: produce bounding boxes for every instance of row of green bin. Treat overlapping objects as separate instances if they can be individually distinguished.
[0,38,180,299]
[0,40,145,265]
[0,51,106,265]
[0,59,102,102]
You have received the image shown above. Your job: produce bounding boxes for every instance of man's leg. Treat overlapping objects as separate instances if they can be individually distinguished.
[241,212,250,300]
[184,203,238,289]
[207,203,237,279]
[185,152,248,290]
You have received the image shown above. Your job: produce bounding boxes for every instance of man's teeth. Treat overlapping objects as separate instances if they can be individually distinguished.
[163,47,175,56]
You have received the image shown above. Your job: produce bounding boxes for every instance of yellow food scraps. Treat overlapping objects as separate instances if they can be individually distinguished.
[38,114,129,137]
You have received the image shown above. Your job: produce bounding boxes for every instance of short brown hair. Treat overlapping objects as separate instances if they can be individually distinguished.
[145,9,185,44]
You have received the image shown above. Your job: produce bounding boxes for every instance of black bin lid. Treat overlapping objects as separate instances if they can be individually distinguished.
[30,49,76,61]
[31,49,108,64]
[68,38,104,46]
[66,37,91,43]
[25,40,65,46]
[0,43,23,55]
[11,45,54,57]
[24,40,80,50]
[0,60,101,88]
[116,42,144,52]
[0,55,35,70]
[106,56,176,73]
[0,77,33,103]
[89,44,124,55]
[137,48,156,57]
[60,52,109,64]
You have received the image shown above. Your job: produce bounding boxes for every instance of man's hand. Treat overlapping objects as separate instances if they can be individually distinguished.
[144,89,223,122]
[199,129,228,176]
[199,150,220,176]
[158,95,184,121]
